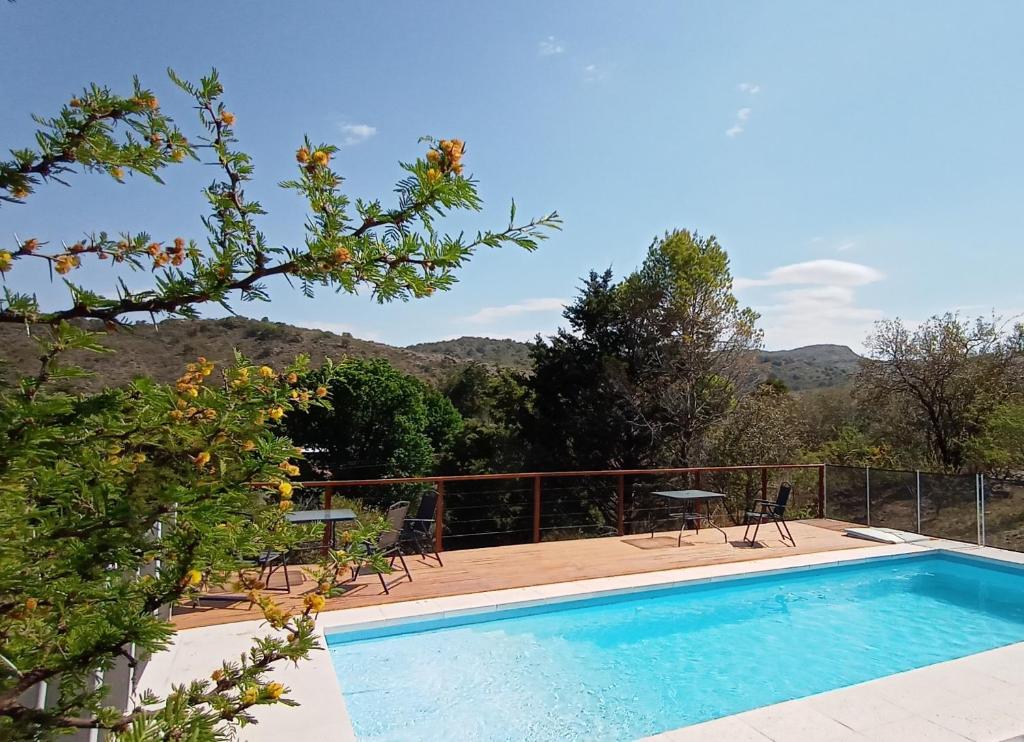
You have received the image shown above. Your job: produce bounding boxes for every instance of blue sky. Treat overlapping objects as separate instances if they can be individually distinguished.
[3,1,1023,351]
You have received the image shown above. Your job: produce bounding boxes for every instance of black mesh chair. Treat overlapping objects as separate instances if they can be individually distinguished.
[400,492,443,567]
[743,482,796,545]
[354,501,413,594]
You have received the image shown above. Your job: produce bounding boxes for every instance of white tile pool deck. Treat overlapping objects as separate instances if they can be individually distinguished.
[139,539,1024,742]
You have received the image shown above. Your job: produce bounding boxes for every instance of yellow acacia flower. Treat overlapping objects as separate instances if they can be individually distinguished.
[0,251,12,273]
[220,111,236,125]
[287,372,299,384]
[426,167,441,183]
[312,150,330,167]
[241,687,259,705]
[265,682,285,700]
[333,246,351,263]
[258,365,275,379]
[278,481,293,498]
[211,669,225,682]
[54,255,79,275]
[426,149,441,164]
[315,386,328,398]
[25,597,38,611]
[279,500,293,512]
[12,186,28,199]
[147,96,159,110]
[242,439,257,451]
[304,593,326,613]
[186,569,203,585]
[111,166,124,180]
[172,149,186,162]
[132,452,147,464]
[296,146,310,164]
[195,451,211,468]
[21,238,39,253]
[268,406,285,421]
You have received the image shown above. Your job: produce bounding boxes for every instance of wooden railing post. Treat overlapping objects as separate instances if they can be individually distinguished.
[818,465,826,518]
[321,486,335,551]
[761,467,768,500]
[694,469,702,489]
[533,475,542,543]
[616,474,625,536]
[434,481,445,554]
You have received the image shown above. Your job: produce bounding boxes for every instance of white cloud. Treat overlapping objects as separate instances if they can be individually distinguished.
[836,240,856,252]
[463,297,566,324]
[582,63,606,82]
[539,36,565,56]
[735,259,884,289]
[735,260,886,351]
[738,82,761,94]
[338,122,377,146]
[725,107,752,137]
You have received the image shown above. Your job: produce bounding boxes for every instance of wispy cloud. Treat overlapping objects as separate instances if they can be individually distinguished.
[538,36,565,56]
[582,63,607,82]
[738,82,761,94]
[463,297,566,324]
[735,259,886,350]
[338,122,377,146]
[726,107,752,137]
[836,240,856,253]
[735,259,884,289]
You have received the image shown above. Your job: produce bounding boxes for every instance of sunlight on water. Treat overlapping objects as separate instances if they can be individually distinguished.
[330,554,1024,741]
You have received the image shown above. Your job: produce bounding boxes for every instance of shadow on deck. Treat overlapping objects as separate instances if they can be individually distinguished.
[173,519,867,629]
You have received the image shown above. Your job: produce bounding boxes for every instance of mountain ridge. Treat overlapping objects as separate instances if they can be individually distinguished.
[0,319,861,392]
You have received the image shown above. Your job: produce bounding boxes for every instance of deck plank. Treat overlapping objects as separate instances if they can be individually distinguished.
[173,519,867,630]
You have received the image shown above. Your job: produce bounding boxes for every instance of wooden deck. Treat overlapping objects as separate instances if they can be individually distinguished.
[173,519,868,630]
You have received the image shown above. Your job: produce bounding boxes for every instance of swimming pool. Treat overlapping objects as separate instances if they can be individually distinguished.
[328,552,1024,741]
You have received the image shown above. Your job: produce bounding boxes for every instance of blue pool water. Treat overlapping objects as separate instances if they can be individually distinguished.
[328,553,1024,741]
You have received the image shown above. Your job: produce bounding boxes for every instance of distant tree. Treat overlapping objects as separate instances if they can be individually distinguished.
[964,403,1024,476]
[697,382,808,519]
[810,426,900,469]
[857,314,1024,471]
[527,230,761,470]
[286,359,461,479]
[440,363,530,474]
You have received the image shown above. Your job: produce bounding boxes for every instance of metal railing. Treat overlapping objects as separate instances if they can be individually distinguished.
[293,464,826,552]
[823,464,1024,552]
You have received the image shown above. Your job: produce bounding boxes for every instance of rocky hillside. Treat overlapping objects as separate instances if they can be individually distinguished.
[0,319,862,392]
[0,317,462,391]
[758,344,862,391]
[405,336,533,369]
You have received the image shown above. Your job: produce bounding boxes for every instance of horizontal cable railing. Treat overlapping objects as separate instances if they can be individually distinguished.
[292,464,826,552]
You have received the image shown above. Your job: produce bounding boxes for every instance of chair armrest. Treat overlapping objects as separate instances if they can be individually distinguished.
[403,518,435,524]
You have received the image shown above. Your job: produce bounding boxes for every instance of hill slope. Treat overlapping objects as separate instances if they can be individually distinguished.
[405,336,533,369]
[757,344,861,391]
[0,318,462,391]
[0,319,862,392]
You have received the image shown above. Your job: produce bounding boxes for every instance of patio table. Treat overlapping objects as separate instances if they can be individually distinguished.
[285,507,357,548]
[650,490,728,546]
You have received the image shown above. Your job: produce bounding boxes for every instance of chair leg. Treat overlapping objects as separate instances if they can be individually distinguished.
[751,517,762,544]
[377,571,390,594]
[778,516,795,545]
[743,518,753,543]
[283,561,291,593]
[396,551,412,582]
